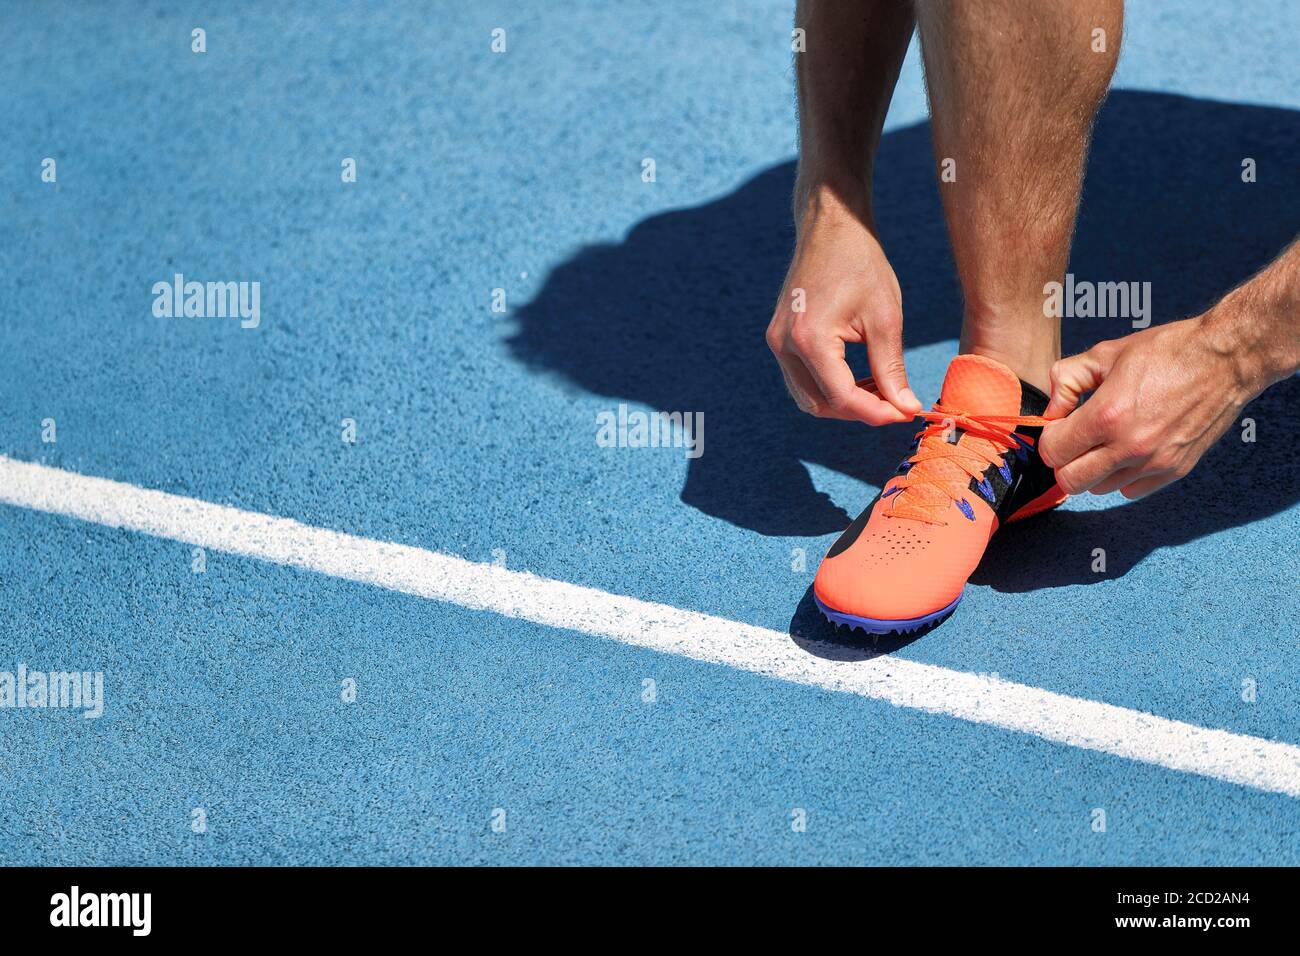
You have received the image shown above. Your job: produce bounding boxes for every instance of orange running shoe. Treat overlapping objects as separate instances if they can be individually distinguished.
[813,354,1067,634]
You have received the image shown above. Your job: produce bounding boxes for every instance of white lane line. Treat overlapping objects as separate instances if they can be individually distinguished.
[2,453,1298,797]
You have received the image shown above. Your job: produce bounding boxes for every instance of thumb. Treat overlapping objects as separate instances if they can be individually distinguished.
[865,324,922,416]
[1044,342,1117,419]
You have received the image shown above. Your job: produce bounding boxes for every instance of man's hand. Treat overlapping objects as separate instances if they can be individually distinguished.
[767,203,923,425]
[1040,239,1299,499]
[1039,316,1258,499]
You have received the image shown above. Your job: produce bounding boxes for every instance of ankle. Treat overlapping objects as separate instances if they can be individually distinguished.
[969,349,1055,395]
[958,340,1058,395]
[959,305,1060,394]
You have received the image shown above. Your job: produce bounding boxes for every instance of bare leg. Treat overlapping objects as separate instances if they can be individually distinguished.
[915,0,1123,391]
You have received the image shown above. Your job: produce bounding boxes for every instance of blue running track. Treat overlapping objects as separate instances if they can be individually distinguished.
[0,1,1297,864]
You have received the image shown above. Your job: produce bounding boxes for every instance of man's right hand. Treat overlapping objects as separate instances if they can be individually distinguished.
[766,202,922,425]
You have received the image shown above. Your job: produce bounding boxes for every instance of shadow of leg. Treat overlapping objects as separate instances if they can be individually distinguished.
[510,92,1299,545]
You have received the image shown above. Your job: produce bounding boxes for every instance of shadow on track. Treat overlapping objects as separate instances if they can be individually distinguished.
[510,91,1299,648]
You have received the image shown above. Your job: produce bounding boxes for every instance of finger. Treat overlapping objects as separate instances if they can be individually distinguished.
[1053,443,1139,496]
[1039,388,1124,469]
[1120,473,1176,500]
[863,322,922,415]
[774,351,829,414]
[1038,414,1100,471]
[801,340,911,425]
[1088,465,1150,496]
[1043,343,1117,420]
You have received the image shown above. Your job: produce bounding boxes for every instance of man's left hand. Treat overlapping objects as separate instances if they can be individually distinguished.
[1038,316,1255,499]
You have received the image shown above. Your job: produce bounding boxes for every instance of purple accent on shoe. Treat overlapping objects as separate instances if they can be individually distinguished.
[976,478,995,501]
[813,591,963,636]
[882,485,903,497]
[956,498,976,520]
[998,461,1012,483]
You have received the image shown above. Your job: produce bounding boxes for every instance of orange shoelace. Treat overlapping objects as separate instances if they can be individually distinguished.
[884,403,1053,524]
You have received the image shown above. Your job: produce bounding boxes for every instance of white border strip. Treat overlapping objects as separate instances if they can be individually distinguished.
[3,454,1298,797]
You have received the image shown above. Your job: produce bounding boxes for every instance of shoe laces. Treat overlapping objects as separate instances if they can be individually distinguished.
[884,403,1052,525]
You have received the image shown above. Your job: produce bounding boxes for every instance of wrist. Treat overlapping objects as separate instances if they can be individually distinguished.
[792,174,874,235]
[1198,295,1295,396]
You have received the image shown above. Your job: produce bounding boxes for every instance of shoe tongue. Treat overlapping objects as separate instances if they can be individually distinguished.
[938,354,1023,416]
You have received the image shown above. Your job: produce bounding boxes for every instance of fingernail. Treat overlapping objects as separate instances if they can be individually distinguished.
[900,387,921,410]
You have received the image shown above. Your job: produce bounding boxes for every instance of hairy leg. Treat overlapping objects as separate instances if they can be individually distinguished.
[915,0,1123,392]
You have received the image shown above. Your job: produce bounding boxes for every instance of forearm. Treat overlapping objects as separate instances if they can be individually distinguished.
[1201,237,1300,394]
[793,0,915,226]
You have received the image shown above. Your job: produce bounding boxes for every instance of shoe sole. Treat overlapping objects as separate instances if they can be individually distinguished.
[813,591,963,636]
